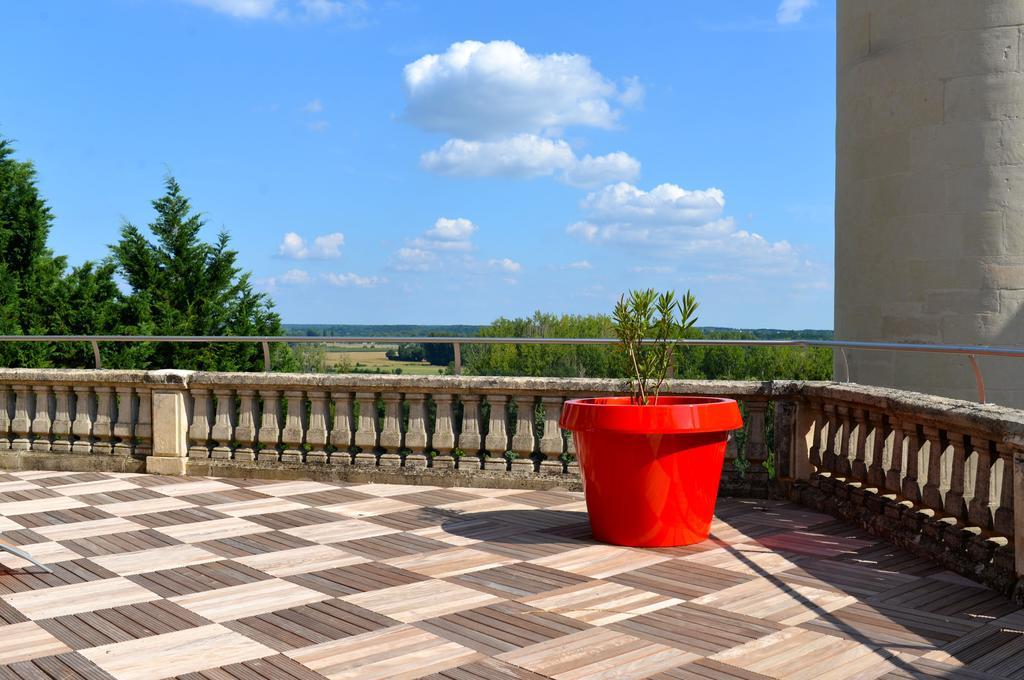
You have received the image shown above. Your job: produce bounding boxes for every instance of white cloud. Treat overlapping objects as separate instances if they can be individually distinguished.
[307,120,329,133]
[280,268,311,284]
[420,134,639,187]
[488,258,522,273]
[777,0,815,24]
[562,152,641,189]
[426,217,476,241]
[185,0,277,18]
[565,260,592,270]
[403,40,639,139]
[303,98,324,113]
[421,135,575,178]
[323,272,386,287]
[277,231,345,259]
[183,0,363,22]
[567,182,806,274]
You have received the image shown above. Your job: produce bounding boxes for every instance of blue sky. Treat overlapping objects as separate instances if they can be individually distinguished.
[1,0,835,328]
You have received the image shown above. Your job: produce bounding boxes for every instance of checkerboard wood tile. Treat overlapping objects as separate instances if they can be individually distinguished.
[0,471,1022,679]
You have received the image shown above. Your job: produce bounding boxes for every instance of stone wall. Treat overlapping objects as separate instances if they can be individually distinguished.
[836,0,1024,407]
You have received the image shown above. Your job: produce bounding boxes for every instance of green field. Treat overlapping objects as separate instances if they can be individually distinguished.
[323,345,445,375]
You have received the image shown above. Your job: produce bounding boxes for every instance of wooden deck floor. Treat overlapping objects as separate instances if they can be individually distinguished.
[0,471,1020,680]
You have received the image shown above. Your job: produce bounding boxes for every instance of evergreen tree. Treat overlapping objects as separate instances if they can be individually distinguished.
[110,177,296,371]
[0,138,128,367]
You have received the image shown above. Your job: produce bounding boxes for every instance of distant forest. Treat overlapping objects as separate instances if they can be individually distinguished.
[284,324,834,341]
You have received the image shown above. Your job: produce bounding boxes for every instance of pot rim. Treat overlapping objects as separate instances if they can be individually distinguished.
[560,395,743,435]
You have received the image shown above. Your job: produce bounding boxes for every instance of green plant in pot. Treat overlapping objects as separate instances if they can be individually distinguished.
[560,288,744,547]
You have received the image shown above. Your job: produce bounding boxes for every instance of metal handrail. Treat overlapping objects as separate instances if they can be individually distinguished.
[0,334,1020,403]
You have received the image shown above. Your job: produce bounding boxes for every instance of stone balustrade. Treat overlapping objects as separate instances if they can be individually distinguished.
[1,368,1024,594]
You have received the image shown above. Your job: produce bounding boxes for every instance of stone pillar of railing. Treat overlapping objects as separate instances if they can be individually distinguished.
[0,386,12,451]
[353,392,378,466]
[458,395,482,469]
[944,432,968,520]
[432,394,456,469]
[404,393,428,468]
[996,442,1014,537]
[743,401,768,483]
[188,388,212,459]
[511,395,537,473]
[306,391,329,464]
[71,386,94,454]
[93,386,114,455]
[257,389,281,462]
[147,379,189,476]
[902,423,923,503]
[850,408,869,482]
[885,416,906,493]
[112,387,133,456]
[865,411,886,488]
[773,400,796,480]
[11,385,31,451]
[834,405,853,478]
[234,389,257,462]
[790,400,817,482]
[484,395,509,471]
[329,391,353,465]
[280,390,305,463]
[51,385,72,453]
[378,393,403,467]
[968,438,994,530]
[539,396,564,474]
[921,426,944,510]
[210,389,235,460]
[30,385,51,453]
[820,403,838,473]
[1013,444,1024,576]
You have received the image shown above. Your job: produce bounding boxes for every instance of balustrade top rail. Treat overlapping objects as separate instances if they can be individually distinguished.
[1,334,1022,403]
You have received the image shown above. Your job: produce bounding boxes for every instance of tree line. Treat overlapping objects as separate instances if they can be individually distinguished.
[0,138,294,371]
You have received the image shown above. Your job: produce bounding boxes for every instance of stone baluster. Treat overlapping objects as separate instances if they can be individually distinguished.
[0,386,11,451]
[994,443,1014,536]
[188,388,212,459]
[791,400,818,481]
[943,432,968,521]
[850,408,869,482]
[921,425,944,510]
[458,395,482,469]
[743,401,768,482]
[865,411,886,488]
[378,393,403,467]
[885,416,906,493]
[30,385,52,452]
[257,389,281,462]
[404,393,429,468]
[210,389,235,459]
[565,413,580,476]
[234,389,257,462]
[306,392,329,464]
[834,405,853,477]
[821,403,838,473]
[511,395,537,473]
[135,387,152,457]
[71,386,94,454]
[539,396,565,474]
[431,394,456,469]
[484,395,509,471]
[353,392,378,466]
[902,423,923,503]
[51,386,73,453]
[10,385,31,451]
[92,387,114,455]
[812,402,829,471]
[112,387,134,456]
[280,390,306,463]
[329,391,353,465]
[968,438,995,529]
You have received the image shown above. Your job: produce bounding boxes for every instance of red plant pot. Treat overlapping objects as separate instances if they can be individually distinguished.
[560,396,743,548]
